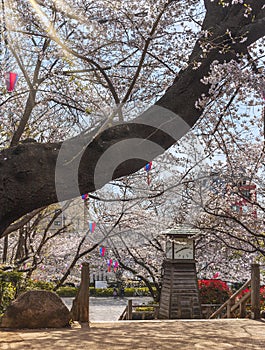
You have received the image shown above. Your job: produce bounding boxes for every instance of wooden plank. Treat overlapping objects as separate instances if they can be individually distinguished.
[230,291,251,313]
[159,261,201,319]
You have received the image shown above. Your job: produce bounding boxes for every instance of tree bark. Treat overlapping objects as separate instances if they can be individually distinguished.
[2,236,8,263]
[0,1,264,236]
[14,228,25,262]
[71,262,90,323]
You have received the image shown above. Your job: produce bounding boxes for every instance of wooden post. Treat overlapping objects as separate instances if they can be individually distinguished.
[227,300,231,318]
[251,263,260,320]
[154,306,159,319]
[71,262,90,323]
[239,300,247,318]
[127,299,132,320]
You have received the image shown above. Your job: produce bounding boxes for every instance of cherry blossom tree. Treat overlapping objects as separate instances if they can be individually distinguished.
[0,0,264,237]
[0,0,265,291]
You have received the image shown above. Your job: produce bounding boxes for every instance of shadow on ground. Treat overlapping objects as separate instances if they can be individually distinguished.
[1,319,265,349]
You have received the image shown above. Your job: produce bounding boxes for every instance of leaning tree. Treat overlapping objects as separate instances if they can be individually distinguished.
[0,0,264,236]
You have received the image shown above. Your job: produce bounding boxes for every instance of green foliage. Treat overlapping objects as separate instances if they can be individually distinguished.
[89,287,114,297]
[123,287,135,297]
[0,270,23,285]
[135,306,154,312]
[56,286,78,297]
[0,270,24,315]
[55,286,151,298]
[0,273,57,316]
[0,282,16,316]
[24,279,55,291]
[124,287,151,297]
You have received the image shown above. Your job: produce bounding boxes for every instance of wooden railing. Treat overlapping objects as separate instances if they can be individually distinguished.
[201,304,222,319]
[119,299,159,320]
[209,263,261,319]
[209,279,251,319]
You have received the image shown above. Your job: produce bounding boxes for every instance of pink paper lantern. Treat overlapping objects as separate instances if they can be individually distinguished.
[5,71,18,92]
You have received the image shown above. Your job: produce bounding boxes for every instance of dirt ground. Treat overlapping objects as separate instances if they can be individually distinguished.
[1,319,265,350]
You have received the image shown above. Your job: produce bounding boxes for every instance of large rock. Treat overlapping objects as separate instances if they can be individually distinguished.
[1,290,71,329]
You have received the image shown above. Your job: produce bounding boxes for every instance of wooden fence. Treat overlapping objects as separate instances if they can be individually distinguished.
[209,263,261,319]
[119,300,159,320]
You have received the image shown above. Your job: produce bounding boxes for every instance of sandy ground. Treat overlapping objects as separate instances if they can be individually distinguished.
[1,319,265,350]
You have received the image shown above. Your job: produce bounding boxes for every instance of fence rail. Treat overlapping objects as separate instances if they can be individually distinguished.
[119,300,159,320]
[209,263,261,319]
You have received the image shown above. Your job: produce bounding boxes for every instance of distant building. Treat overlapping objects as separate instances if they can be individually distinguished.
[204,171,257,218]
[50,210,66,230]
[226,176,257,218]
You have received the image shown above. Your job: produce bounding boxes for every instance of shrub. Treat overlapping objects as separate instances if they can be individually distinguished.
[198,279,231,304]
[88,287,151,297]
[0,270,24,315]
[89,287,114,297]
[124,287,151,297]
[135,306,155,312]
[124,288,135,297]
[56,286,152,298]
[56,286,78,297]
[0,270,23,285]
[57,287,115,298]
[24,279,55,291]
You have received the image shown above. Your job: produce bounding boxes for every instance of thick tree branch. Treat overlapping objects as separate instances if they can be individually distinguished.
[2,207,45,238]
[0,2,264,236]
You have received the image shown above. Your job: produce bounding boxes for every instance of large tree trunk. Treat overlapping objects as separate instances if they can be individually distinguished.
[0,1,264,236]
[71,262,90,323]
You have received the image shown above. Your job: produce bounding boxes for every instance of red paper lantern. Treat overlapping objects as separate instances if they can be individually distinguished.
[5,71,18,92]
